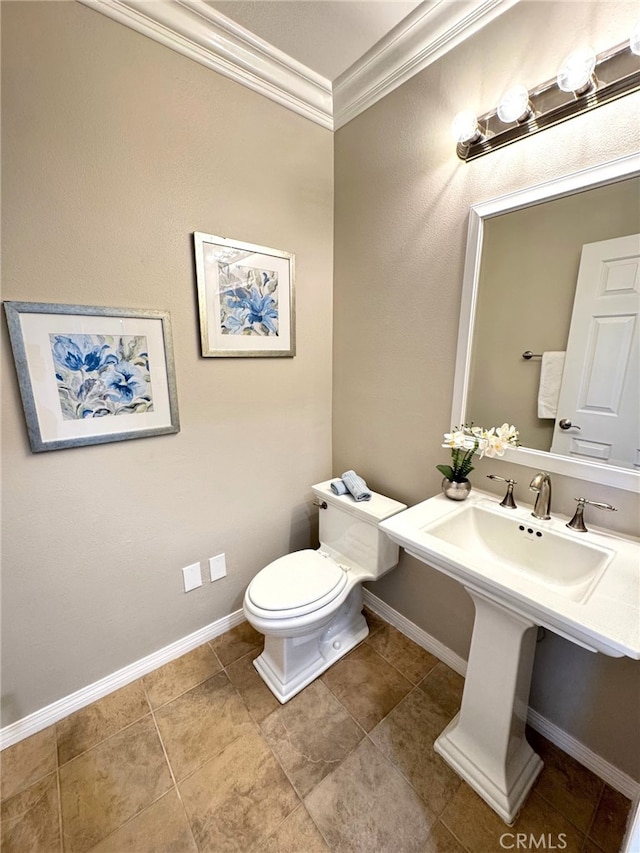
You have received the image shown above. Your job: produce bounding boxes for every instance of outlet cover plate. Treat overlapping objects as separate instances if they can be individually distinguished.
[209,553,227,582]
[182,562,202,592]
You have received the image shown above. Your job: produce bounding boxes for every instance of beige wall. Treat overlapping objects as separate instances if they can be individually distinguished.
[1,1,333,725]
[468,178,640,452]
[334,1,640,778]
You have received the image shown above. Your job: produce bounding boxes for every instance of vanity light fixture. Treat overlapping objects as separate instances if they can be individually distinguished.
[455,35,640,161]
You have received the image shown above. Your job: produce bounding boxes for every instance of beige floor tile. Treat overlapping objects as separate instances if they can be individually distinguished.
[370,688,462,815]
[154,671,255,781]
[59,715,172,853]
[89,789,197,853]
[418,663,465,720]
[0,726,57,802]
[304,738,436,853]
[424,820,467,853]
[261,679,364,798]
[143,644,223,709]
[56,680,149,765]
[529,729,603,833]
[441,784,584,853]
[321,643,412,732]
[366,624,439,684]
[256,804,329,852]
[226,651,280,724]
[209,621,263,666]
[179,725,299,853]
[0,772,61,853]
[588,785,633,853]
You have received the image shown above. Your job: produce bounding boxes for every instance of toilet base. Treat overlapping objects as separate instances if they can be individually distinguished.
[251,588,368,703]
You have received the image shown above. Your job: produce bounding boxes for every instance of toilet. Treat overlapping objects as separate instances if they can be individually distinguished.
[243,480,407,703]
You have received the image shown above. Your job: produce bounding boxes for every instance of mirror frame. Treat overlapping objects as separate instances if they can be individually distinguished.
[452,152,640,492]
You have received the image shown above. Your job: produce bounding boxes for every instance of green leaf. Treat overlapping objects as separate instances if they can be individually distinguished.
[436,464,454,480]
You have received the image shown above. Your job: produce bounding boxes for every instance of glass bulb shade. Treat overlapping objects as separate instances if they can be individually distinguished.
[497,85,532,123]
[631,23,640,56]
[557,46,597,93]
[451,110,480,144]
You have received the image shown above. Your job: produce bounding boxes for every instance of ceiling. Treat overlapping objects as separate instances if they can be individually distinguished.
[205,1,424,81]
[78,0,519,129]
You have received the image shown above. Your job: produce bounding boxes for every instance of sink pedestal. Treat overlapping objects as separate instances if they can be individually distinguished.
[434,588,543,824]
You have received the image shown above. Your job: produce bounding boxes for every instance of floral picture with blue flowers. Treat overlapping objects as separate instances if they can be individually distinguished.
[3,302,180,452]
[50,333,154,420]
[194,232,295,357]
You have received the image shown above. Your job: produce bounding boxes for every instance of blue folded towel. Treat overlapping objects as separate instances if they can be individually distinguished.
[330,478,349,496]
[341,470,372,502]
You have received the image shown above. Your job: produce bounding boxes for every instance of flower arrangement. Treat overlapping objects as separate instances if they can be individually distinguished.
[436,423,519,483]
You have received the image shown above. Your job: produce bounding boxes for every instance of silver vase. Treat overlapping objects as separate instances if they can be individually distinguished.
[441,477,472,501]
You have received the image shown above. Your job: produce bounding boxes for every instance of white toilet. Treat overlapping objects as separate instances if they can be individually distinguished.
[243,480,406,703]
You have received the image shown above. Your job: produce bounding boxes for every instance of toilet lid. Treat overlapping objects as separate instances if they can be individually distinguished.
[247,550,347,614]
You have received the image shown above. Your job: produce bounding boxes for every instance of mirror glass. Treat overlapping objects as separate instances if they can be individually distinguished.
[452,155,640,491]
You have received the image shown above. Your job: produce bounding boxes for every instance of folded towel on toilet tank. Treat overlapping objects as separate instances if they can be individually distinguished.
[341,470,372,502]
[330,479,349,495]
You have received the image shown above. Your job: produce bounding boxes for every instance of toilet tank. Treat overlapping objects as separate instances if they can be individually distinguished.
[311,481,407,579]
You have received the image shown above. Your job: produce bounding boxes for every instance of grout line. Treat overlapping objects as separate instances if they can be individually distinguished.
[56,710,154,769]
[583,784,606,850]
[81,790,179,853]
[56,768,63,853]
[148,708,200,853]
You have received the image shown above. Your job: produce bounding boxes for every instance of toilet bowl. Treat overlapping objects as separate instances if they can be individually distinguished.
[243,480,406,703]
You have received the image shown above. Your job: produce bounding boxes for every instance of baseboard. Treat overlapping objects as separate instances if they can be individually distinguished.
[362,589,640,801]
[0,609,245,751]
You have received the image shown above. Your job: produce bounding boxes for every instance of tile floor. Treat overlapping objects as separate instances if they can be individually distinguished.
[1,610,633,853]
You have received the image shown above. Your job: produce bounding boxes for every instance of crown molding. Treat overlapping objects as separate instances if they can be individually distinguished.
[333,0,520,129]
[78,0,519,131]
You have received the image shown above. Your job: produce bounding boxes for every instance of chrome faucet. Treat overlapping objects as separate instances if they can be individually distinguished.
[529,472,552,520]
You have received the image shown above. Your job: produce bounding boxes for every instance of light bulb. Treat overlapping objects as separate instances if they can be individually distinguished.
[557,46,597,95]
[451,110,481,145]
[631,22,640,56]
[497,85,532,123]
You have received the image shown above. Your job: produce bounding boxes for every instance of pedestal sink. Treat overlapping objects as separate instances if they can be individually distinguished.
[379,491,640,824]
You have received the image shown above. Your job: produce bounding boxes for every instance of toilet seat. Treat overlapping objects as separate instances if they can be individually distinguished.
[246,550,348,619]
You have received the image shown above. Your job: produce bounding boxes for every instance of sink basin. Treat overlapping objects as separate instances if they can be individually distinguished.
[424,502,613,603]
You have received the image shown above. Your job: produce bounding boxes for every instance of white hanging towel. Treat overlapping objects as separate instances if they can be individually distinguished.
[537,351,566,418]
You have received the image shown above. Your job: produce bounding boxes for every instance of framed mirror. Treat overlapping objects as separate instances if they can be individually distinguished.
[451,153,640,492]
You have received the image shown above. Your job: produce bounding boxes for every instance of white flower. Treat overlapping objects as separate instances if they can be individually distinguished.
[442,430,467,449]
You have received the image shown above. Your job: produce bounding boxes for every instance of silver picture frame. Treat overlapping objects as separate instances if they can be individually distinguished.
[3,301,180,452]
[193,232,295,357]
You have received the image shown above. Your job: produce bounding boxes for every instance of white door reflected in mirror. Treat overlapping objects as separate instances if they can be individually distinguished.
[551,234,640,470]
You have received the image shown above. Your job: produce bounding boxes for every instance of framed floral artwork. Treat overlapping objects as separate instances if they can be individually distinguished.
[3,301,180,452]
[193,232,295,357]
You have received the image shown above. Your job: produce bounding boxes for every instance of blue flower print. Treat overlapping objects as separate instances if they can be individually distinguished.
[52,335,117,373]
[218,264,279,336]
[49,333,154,420]
[103,361,148,403]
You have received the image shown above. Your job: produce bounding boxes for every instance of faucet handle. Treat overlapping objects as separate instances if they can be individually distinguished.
[486,474,518,509]
[566,497,617,532]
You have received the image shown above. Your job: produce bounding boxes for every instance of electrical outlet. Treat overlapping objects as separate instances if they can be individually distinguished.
[182,562,202,592]
[208,553,227,582]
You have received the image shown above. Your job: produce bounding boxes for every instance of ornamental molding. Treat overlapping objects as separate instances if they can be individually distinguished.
[78,0,519,131]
